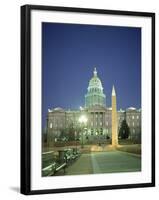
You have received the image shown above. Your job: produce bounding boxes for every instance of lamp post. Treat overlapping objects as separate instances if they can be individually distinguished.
[78,115,88,148]
[74,131,77,150]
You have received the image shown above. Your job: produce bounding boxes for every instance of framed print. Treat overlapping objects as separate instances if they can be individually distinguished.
[20,5,155,195]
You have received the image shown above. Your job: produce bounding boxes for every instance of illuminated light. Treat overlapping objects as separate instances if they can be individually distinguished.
[79,115,88,124]
[79,106,83,110]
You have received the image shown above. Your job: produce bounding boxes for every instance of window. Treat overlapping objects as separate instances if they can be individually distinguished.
[50,123,52,129]
[137,116,139,119]
[132,115,134,119]
[60,123,62,127]
[100,122,102,126]
[133,122,135,126]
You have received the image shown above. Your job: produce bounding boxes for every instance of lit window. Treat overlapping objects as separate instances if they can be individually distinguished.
[50,123,52,129]
[133,122,135,126]
[132,116,134,119]
[100,122,102,126]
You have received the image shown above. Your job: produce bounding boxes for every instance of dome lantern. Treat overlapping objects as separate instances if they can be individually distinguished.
[94,67,97,76]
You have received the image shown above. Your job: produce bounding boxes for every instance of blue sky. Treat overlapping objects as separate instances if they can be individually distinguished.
[42,22,141,128]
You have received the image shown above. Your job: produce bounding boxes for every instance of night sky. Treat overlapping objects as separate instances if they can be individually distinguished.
[42,22,141,128]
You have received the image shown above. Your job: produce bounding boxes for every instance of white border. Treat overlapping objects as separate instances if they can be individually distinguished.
[31,10,152,190]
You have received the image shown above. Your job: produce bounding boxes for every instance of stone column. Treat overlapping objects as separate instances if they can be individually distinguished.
[112,85,118,147]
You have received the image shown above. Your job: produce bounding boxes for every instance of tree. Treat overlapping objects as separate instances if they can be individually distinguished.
[67,123,75,141]
[63,123,76,141]
[119,120,130,139]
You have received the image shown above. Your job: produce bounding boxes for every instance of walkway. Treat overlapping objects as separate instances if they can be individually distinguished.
[65,151,141,175]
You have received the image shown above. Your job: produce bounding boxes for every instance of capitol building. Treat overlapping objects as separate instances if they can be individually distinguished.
[46,68,141,145]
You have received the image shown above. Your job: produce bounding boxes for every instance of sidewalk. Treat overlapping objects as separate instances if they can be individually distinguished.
[63,151,141,175]
[65,153,93,175]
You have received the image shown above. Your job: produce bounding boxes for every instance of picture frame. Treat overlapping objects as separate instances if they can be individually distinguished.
[21,4,155,195]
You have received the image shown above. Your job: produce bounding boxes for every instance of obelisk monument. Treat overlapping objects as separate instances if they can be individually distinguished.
[111,85,118,147]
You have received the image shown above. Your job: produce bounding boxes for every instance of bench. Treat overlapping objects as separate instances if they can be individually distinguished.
[55,162,67,174]
[42,162,67,176]
[42,162,56,176]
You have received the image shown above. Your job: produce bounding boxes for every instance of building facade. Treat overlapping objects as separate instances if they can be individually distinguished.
[46,68,141,144]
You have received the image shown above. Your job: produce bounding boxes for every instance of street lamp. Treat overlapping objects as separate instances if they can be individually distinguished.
[74,131,77,150]
[78,115,88,148]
